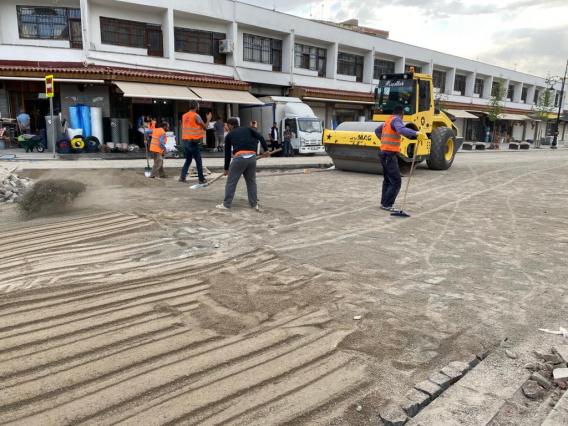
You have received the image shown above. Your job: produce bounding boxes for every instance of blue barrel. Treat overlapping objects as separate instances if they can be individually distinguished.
[69,106,81,130]
[79,104,92,137]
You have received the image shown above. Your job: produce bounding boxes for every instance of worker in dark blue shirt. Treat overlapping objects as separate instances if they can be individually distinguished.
[216,118,269,211]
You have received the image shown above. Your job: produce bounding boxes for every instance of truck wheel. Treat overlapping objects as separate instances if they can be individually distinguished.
[427,127,456,170]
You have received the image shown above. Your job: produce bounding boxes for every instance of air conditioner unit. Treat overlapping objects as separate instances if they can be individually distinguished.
[219,39,234,54]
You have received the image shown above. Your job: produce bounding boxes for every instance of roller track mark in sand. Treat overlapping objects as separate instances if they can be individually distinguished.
[193,353,364,426]
[275,162,568,253]
[92,330,352,426]
[7,328,307,424]
[0,280,208,332]
[0,289,206,354]
[0,211,116,239]
[2,218,152,259]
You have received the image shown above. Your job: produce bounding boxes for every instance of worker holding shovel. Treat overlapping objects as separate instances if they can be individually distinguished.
[375,105,422,212]
[216,118,269,211]
[148,122,169,179]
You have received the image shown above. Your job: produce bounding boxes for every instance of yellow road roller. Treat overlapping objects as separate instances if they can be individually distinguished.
[323,70,463,174]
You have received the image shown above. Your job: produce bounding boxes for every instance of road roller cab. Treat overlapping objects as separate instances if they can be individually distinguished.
[323,70,463,173]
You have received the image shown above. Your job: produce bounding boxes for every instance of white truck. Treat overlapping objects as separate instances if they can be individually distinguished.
[238,96,325,154]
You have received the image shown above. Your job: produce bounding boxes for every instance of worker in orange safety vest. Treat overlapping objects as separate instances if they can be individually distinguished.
[148,121,169,179]
[374,104,422,211]
[179,100,212,184]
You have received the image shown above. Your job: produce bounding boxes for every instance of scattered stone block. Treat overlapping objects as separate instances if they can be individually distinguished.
[428,371,452,390]
[476,349,490,361]
[505,349,518,359]
[522,380,544,400]
[378,403,408,426]
[534,351,561,363]
[531,372,553,389]
[552,345,568,364]
[448,361,470,374]
[401,389,430,417]
[440,365,464,384]
[524,362,538,371]
[414,380,442,399]
[553,368,568,383]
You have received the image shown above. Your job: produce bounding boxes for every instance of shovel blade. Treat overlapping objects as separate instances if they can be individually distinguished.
[144,169,152,178]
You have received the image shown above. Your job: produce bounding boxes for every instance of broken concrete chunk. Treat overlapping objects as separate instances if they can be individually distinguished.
[476,349,490,361]
[465,353,480,369]
[505,349,518,359]
[524,362,538,371]
[553,345,568,364]
[378,403,408,426]
[534,351,561,363]
[401,389,430,417]
[448,361,470,374]
[522,380,544,400]
[415,380,442,399]
[428,371,452,390]
[531,372,553,389]
[552,368,568,383]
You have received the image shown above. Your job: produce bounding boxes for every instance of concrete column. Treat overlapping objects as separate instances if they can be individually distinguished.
[395,57,405,73]
[513,82,523,103]
[465,71,476,97]
[445,68,456,95]
[80,0,90,60]
[327,42,338,80]
[503,79,510,100]
[282,30,294,74]
[423,60,434,75]
[226,22,238,67]
[363,48,374,84]
[482,75,493,99]
[526,85,536,105]
[164,8,174,61]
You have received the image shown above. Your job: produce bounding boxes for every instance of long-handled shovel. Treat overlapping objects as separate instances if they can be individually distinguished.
[190,148,282,190]
[391,136,424,218]
[143,133,152,178]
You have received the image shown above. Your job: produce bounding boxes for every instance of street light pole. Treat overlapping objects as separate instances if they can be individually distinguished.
[552,59,568,149]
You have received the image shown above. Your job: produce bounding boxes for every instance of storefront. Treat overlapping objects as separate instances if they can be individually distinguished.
[289,86,374,129]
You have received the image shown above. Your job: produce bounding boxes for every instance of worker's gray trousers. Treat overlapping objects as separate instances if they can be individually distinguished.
[223,156,257,208]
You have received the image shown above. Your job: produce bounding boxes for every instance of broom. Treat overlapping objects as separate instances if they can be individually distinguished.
[391,135,423,218]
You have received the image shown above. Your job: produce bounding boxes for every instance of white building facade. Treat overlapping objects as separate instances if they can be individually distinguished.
[0,0,566,145]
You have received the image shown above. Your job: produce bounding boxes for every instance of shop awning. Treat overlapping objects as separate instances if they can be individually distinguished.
[189,87,263,105]
[444,109,479,119]
[114,81,199,101]
[303,96,375,105]
[497,113,531,121]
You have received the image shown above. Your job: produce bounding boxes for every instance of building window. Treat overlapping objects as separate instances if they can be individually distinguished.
[555,92,560,107]
[474,78,484,95]
[534,90,539,104]
[492,81,502,97]
[17,6,81,47]
[507,84,514,100]
[243,33,282,71]
[373,59,395,79]
[100,17,147,48]
[337,52,364,82]
[175,28,226,64]
[454,74,466,95]
[405,64,422,73]
[432,70,446,92]
[294,44,327,77]
[521,87,528,102]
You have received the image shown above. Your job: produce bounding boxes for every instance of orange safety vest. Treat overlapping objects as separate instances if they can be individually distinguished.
[150,127,165,153]
[182,111,205,140]
[380,115,401,153]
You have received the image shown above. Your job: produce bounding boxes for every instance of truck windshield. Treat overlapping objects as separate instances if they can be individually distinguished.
[297,119,322,133]
[375,79,415,115]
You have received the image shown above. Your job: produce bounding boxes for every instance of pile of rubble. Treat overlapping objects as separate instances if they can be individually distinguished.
[0,166,31,203]
[522,346,568,403]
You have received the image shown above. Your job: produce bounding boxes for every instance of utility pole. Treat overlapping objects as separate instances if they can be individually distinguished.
[552,59,567,149]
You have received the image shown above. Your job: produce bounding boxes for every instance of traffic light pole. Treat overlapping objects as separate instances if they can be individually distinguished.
[50,96,56,158]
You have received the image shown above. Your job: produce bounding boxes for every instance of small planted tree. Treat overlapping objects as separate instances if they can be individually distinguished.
[487,82,505,148]
[534,87,554,144]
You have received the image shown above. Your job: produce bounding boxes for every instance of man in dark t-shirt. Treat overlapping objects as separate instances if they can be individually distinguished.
[216,118,269,211]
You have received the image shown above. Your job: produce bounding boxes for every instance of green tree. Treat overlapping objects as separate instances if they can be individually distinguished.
[534,87,555,143]
[487,82,505,147]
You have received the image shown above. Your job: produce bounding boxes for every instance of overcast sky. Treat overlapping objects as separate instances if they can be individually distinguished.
[241,0,568,79]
